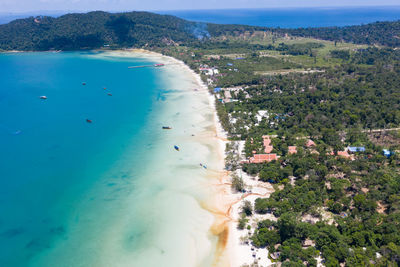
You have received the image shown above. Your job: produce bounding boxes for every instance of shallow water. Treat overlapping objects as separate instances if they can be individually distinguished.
[0,51,219,266]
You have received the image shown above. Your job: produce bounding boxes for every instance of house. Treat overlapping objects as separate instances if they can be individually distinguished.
[306,139,316,147]
[383,149,394,157]
[214,87,222,93]
[223,90,232,103]
[348,146,365,153]
[249,154,278,163]
[256,110,268,123]
[302,239,316,248]
[337,150,352,159]
[200,67,219,76]
[288,146,297,154]
[262,135,274,153]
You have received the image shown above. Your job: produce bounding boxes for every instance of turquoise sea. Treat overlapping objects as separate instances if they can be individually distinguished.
[0,51,219,266]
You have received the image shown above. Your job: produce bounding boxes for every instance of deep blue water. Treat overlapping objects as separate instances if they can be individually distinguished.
[159,6,400,28]
[0,51,163,266]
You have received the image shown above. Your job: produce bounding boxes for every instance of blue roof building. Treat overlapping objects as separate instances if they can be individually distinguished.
[214,87,222,93]
[383,149,394,157]
[348,146,366,153]
[227,63,233,66]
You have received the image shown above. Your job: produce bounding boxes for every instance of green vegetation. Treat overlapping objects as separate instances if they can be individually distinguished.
[0,11,399,51]
[231,173,245,193]
[284,20,400,47]
[1,11,400,266]
[0,11,199,50]
[155,19,400,266]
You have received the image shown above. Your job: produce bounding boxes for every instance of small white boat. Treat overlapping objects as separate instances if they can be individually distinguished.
[39,96,47,100]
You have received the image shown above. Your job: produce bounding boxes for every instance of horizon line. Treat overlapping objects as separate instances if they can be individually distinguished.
[1,5,400,15]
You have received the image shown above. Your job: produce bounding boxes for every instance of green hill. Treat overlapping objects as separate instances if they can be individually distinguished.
[0,11,201,51]
[0,10,399,51]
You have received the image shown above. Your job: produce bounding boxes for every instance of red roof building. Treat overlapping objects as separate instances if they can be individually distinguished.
[288,146,297,154]
[337,150,352,159]
[263,136,274,153]
[306,139,316,147]
[249,154,278,163]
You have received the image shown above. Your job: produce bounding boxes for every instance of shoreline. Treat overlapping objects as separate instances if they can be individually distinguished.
[144,48,275,267]
[1,47,253,266]
[125,49,233,266]
[125,49,238,266]
[134,48,271,267]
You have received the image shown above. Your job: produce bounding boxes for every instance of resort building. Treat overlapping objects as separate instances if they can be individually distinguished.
[288,146,297,154]
[263,135,274,153]
[348,146,366,153]
[249,153,278,163]
[306,139,316,147]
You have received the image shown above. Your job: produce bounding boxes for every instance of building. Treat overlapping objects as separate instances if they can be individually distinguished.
[302,239,316,248]
[256,110,269,123]
[383,149,394,157]
[200,67,219,76]
[288,146,297,154]
[249,154,278,163]
[214,87,222,93]
[306,139,316,147]
[337,150,352,159]
[262,135,274,153]
[348,146,365,153]
[223,90,232,103]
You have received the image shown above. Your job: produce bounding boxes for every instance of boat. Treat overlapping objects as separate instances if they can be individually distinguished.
[154,64,165,67]
[39,96,47,99]
[174,145,179,151]
[86,119,92,123]
[162,126,172,129]
[107,93,112,96]
[82,82,86,85]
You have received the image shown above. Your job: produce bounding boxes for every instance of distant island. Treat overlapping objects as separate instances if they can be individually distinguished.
[1,11,400,266]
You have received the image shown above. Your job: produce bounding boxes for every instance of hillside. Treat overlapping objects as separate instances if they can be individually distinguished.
[0,11,399,51]
[0,11,200,51]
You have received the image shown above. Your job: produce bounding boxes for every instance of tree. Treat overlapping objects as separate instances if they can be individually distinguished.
[232,173,245,192]
[278,212,298,240]
[242,200,253,216]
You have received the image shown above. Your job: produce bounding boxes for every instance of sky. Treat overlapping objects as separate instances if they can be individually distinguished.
[0,0,399,13]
